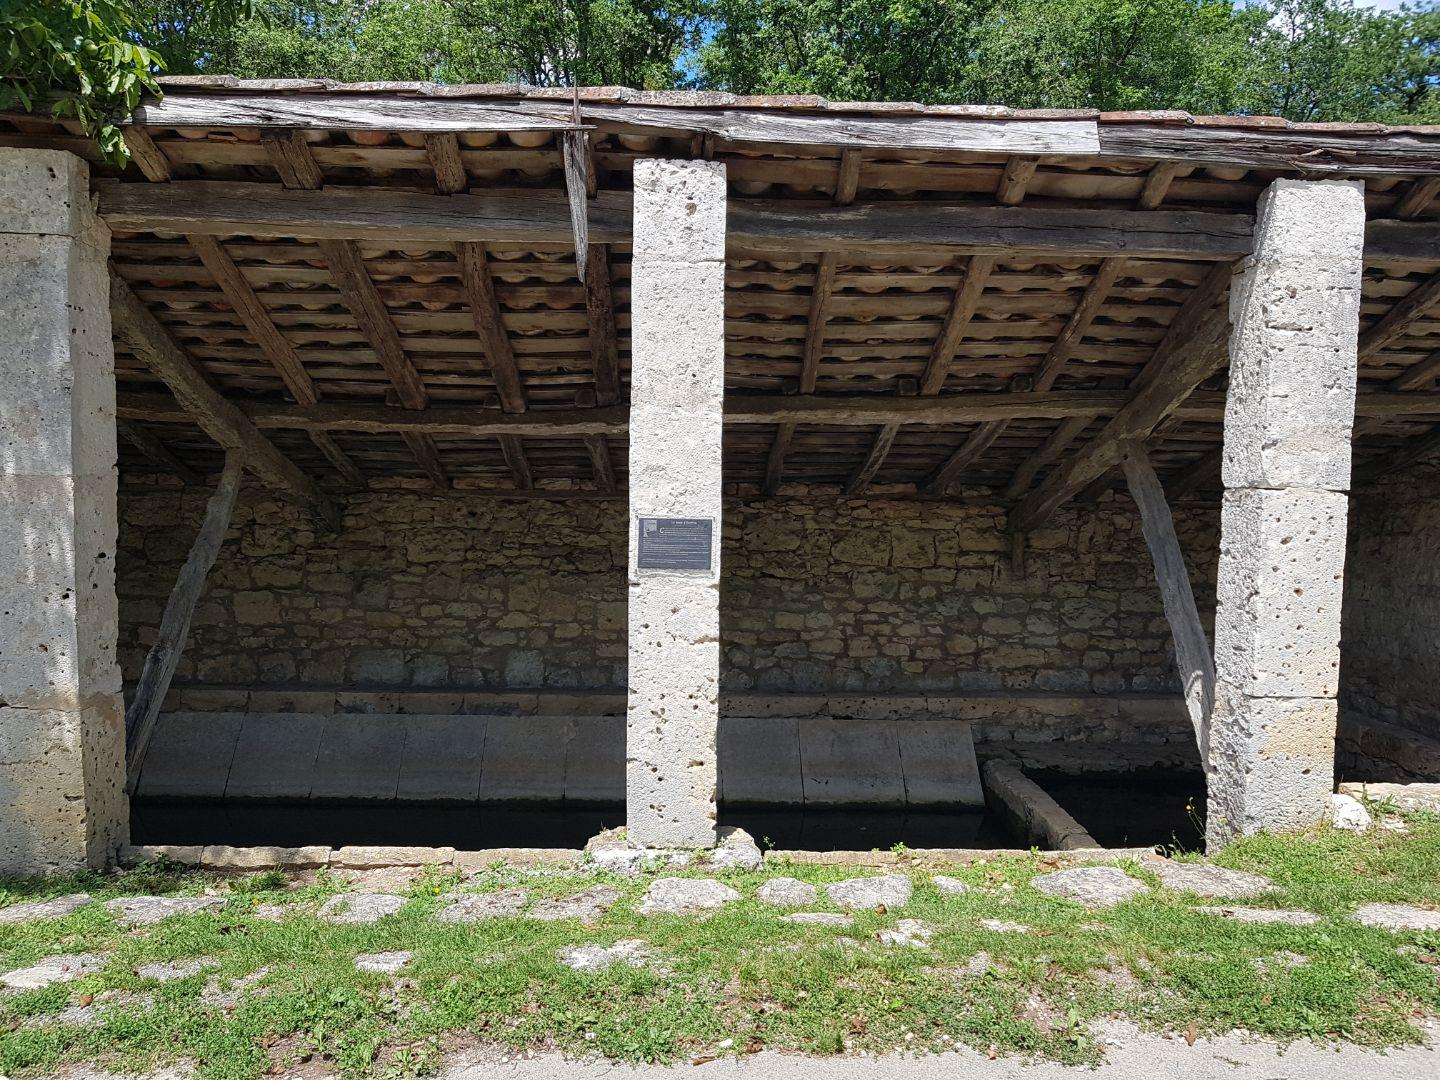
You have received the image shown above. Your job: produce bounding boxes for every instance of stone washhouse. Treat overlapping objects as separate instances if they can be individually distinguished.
[4,79,1440,875]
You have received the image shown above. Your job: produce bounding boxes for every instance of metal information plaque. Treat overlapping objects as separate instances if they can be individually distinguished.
[637,517,713,570]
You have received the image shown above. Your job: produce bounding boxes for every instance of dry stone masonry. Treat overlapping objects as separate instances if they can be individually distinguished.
[1207,178,1366,846]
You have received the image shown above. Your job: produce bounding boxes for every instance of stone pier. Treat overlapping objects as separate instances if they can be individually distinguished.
[0,149,128,873]
[625,159,727,847]
[1207,178,1366,847]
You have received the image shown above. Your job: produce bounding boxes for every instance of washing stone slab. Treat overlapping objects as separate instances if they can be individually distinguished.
[311,714,406,800]
[225,712,325,798]
[718,716,803,806]
[395,715,486,801]
[134,712,243,798]
[799,718,905,806]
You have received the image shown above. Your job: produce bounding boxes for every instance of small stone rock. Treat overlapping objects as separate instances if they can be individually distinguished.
[1195,906,1321,926]
[757,878,818,907]
[932,875,971,896]
[528,885,620,922]
[978,919,1029,933]
[1152,862,1275,899]
[960,950,998,975]
[585,829,691,876]
[25,989,149,1029]
[876,919,933,948]
[201,966,270,1008]
[781,912,854,928]
[1032,867,1147,908]
[317,893,408,924]
[710,827,763,872]
[135,957,216,982]
[558,940,652,973]
[435,889,529,923]
[1380,816,1410,834]
[825,874,912,911]
[1253,951,1310,973]
[0,953,108,990]
[1328,793,1373,833]
[1350,903,1440,932]
[637,877,739,916]
[0,894,92,925]
[105,896,225,928]
[355,951,413,974]
[247,902,296,922]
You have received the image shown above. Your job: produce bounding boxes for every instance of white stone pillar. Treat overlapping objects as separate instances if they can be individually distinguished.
[0,149,128,873]
[1207,178,1365,847]
[626,159,727,847]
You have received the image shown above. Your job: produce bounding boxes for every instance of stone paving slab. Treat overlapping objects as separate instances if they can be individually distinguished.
[1350,903,1440,931]
[135,958,217,982]
[932,875,971,896]
[0,893,92,924]
[1150,863,1275,899]
[105,896,226,928]
[1032,867,1148,908]
[757,878,818,907]
[1195,906,1321,926]
[528,885,620,922]
[356,951,413,974]
[825,875,912,911]
[558,940,653,973]
[637,878,740,916]
[781,912,855,928]
[317,893,408,924]
[876,919,933,948]
[436,889,529,923]
[1,953,108,990]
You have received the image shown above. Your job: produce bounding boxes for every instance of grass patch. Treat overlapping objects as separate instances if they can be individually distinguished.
[2,810,1438,1077]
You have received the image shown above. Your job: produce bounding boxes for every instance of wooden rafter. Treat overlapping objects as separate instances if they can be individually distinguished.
[423,132,467,193]
[262,129,323,189]
[118,420,201,485]
[110,272,338,528]
[318,238,429,411]
[583,244,621,406]
[402,431,450,489]
[1136,162,1181,210]
[922,421,1008,497]
[1009,262,1234,532]
[1359,267,1440,361]
[498,434,533,490]
[1396,176,1440,219]
[187,234,318,405]
[920,255,997,395]
[763,423,795,496]
[457,241,527,413]
[585,434,616,493]
[1002,414,1089,499]
[846,424,900,496]
[308,430,367,490]
[996,156,1039,205]
[1356,424,1440,481]
[1164,445,1222,501]
[123,126,172,182]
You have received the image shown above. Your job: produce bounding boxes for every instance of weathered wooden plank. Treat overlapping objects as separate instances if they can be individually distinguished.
[763,421,795,495]
[318,238,429,410]
[1033,257,1125,390]
[996,156,1039,205]
[585,434,617,493]
[1359,268,1440,360]
[1009,262,1234,532]
[187,234,318,405]
[132,93,577,132]
[1136,161,1180,210]
[834,148,862,204]
[920,255,996,394]
[118,420,201,484]
[1390,348,1440,391]
[584,245,621,405]
[403,431,450,488]
[1122,445,1214,754]
[1395,176,1440,219]
[1098,122,1440,176]
[923,420,1008,496]
[124,452,244,794]
[261,129,324,189]
[1002,414,1089,499]
[800,253,838,393]
[498,434,533,490]
[845,423,900,496]
[457,241,527,413]
[583,104,1101,154]
[423,132,468,193]
[1365,218,1440,265]
[122,126,171,181]
[109,273,338,526]
[562,130,591,279]
[308,430,367,489]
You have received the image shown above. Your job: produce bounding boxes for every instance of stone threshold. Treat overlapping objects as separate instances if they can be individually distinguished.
[119,841,1155,873]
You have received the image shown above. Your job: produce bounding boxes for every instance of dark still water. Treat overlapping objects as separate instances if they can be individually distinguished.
[130,800,1012,852]
[1030,769,1207,851]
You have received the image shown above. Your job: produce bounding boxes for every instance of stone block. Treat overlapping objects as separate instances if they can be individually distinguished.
[134,712,243,798]
[0,149,96,239]
[1248,179,1367,266]
[632,159,727,264]
[564,716,625,803]
[225,712,325,798]
[1206,692,1336,844]
[718,716,804,805]
[479,715,568,801]
[332,845,455,868]
[1213,488,1348,699]
[798,718,905,806]
[311,714,405,800]
[118,844,203,867]
[201,845,330,870]
[897,720,984,807]
[395,714,485,801]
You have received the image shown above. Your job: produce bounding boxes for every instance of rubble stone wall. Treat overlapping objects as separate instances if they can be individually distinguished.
[116,480,1220,710]
[1341,459,1440,749]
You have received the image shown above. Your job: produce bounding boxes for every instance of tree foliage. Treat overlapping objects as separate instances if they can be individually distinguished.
[5,0,1440,170]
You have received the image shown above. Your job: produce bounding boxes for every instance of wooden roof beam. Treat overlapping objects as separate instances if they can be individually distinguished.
[458,242,527,413]
[920,255,997,395]
[498,434,533,490]
[308,430,367,490]
[424,132,467,194]
[110,272,339,529]
[922,420,1007,496]
[996,156,1039,205]
[583,244,621,406]
[118,420,201,485]
[585,434,617,494]
[1359,267,1440,361]
[1009,262,1235,533]
[402,431,450,489]
[846,423,900,496]
[187,234,318,405]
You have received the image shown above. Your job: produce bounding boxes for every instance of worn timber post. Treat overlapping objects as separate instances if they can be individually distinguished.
[0,149,128,873]
[124,452,245,794]
[1122,445,1215,761]
[1207,179,1365,848]
[626,159,727,847]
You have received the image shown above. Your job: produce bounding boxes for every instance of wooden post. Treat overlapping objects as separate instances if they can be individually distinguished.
[1121,445,1214,759]
[124,452,245,794]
